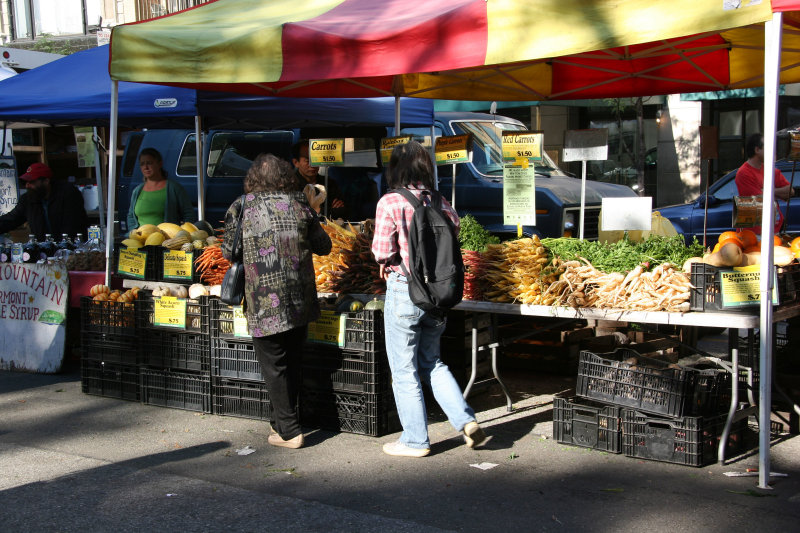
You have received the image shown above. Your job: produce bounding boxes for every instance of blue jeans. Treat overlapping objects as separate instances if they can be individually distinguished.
[384,271,476,448]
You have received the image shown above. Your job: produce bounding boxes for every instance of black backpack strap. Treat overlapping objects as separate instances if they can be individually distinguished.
[393,187,421,208]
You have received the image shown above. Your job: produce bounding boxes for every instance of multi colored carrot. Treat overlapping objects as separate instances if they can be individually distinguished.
[194,245,231,285]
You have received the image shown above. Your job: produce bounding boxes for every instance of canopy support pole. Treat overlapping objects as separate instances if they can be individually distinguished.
[758,11,782,491]
[104,80,119,287]
[195,115,204,221]
[92,127,106,229]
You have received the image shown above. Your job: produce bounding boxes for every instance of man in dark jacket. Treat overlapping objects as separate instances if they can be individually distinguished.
[0,162,89,240]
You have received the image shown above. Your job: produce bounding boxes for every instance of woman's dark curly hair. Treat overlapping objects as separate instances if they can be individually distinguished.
[385,140,435,190]
[244,153,296,193]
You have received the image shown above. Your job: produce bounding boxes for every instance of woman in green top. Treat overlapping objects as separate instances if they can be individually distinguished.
[126,148,194,230]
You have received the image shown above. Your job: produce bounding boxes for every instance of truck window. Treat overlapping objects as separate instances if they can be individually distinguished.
[176,134,198,176]
[122,133,144,177]
[206,132,294,178]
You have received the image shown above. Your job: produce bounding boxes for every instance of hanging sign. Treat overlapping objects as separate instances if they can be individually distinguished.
[74,126,95,168]
[502,131,540,226]
[309,139,344,166]
[117,248,147,279]
[0,156,18,216]
[154,296,187,328]
[435,134,472,165]
[232,305,250,338]
[162,250,193,281]
[380,136,412,164]
[720,266,779,307]
[0,262,68,373]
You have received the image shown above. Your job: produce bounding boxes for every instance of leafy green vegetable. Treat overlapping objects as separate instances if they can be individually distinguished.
[459,214,500,252]
[541,235,703,273]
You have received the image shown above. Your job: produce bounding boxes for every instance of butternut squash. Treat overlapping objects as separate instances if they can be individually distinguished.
[703,242,742,267]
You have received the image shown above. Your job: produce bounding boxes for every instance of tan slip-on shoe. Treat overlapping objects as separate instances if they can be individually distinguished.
[268,433,304,449]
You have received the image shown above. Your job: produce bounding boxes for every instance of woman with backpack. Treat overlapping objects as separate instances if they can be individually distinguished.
[372,141,486,457]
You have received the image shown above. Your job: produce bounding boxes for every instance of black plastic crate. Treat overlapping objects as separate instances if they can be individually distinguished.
[622,409,747,467]
[341,309,384,351]
[553,391,622,453]
[212,377,272,421]
[140,329,210,372]
[140,368,211,412]
[136,294,210,334]
[300,388,400,437]
[690,262,800,312]
[576,348,695,418]
[302,361,389,394]
[81,359,140,401]
[210,298,251,339]
[81,330,139,365]
[211,338,261,381]
[302,345,390,393]
[689,368,732,416]
[157,248,202,284]
[80,296,137,335]
[114,243,160,281]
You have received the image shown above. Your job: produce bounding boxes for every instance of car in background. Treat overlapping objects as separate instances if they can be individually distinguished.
[657,159,800,247]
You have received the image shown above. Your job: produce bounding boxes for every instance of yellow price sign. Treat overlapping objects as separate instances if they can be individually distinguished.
[380,135,413,164]
[154,296,187,328]
[163,250,193,280]
[434,134,471,164]
[307,310,342,345]
[232,306,250,337]
[309,138,344,166]
[720,267,778,307]
[118,248,147,279]
[502,131,543,164]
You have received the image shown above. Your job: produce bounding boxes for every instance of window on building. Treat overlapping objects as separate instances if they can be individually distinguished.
[11,0,101,39]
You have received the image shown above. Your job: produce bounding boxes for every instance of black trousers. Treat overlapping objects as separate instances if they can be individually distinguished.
[252,325,308,440]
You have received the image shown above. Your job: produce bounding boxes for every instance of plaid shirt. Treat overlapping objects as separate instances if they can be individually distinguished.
[371,186,460,274]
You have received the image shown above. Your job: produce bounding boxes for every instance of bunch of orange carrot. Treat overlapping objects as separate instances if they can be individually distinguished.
[194,245,231,285]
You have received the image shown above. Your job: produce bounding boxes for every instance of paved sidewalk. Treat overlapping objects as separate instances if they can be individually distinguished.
[1,365,799,532]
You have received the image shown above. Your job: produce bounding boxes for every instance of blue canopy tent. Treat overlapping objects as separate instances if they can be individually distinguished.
[0,45,434,277]
[0,45,434,129]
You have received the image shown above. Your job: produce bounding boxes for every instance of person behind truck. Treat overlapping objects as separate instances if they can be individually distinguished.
[291,140,347,220]
[0,162,88,241]
[735,133,793,235]
[221,154,331,449]
[126,148,194,230]
[372,140,486,458]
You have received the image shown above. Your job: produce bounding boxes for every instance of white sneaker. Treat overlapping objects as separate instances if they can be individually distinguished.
[382,440,430,457]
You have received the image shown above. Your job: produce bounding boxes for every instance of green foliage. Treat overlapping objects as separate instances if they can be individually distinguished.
[459,214,500,252]
[30,34,78,56]
[541,234,703,273]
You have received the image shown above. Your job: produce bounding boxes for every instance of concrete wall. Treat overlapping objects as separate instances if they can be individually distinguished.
[656,95,702,206]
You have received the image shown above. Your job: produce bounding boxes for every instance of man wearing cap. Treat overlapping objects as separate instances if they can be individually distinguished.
[0,162,89,241]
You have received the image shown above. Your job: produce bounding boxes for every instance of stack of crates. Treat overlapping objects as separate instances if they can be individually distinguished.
[136,292,212,413]
[553,347,742,467]
[302,308,400,436]
[80,295,140,401]
[208,299,272,421]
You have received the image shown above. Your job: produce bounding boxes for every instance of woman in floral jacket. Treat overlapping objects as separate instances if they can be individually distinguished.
[222,154,331,449]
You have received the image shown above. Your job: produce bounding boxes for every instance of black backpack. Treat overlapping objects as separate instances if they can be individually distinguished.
[394,188,464,312]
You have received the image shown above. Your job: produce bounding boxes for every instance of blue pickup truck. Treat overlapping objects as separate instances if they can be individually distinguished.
[657,159,800,246]
[117,112,637,239]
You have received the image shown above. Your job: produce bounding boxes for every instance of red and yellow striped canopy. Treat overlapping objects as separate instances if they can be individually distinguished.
[109,0,800,100]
